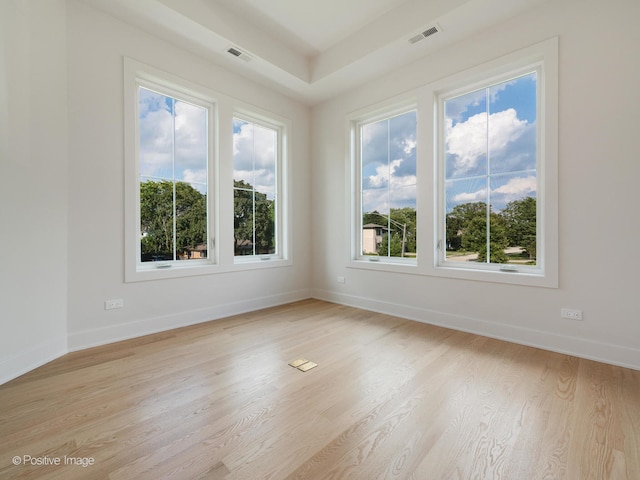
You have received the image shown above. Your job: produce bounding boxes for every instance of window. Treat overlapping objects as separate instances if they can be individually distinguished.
[433,38,558,286]
[124,58,218,281]
[124,58,292,281]
[348,39,557,286]
[233,117,279,258]
[138,86,210,264]
[441,71,537,267]
[354,107,417,263]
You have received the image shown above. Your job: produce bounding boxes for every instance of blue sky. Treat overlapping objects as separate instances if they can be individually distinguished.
[139,89,277,199]
[361,110,417,214]
[445,72,537,212]
[232,118,277,200]
[360,72,536,216]
[139,87,208,193]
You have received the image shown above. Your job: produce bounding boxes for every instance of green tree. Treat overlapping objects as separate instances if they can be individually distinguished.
[462,211,509,263]
[175,182,207,256]
[502,196,536,259]
[233,180,275,255]
[140,180,207,260]
[446,202,487,251]
[362,210,386,227]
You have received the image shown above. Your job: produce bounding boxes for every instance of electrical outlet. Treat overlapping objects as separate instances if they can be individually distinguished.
[560,308,582,321]
[105,299,124,310]
[337,276,345,284]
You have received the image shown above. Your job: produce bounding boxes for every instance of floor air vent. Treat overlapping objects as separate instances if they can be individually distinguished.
[288,358,318,372]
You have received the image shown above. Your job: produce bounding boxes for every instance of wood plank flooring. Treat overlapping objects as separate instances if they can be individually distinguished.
[1,299,639,479]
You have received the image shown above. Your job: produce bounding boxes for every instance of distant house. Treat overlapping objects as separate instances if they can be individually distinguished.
[235,239,254,255]
[189,244,208,259]
[362,223,388,254]
[178,244,208,260]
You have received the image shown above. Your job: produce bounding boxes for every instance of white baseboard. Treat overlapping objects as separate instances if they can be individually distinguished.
[67,289,312,352]
[0,335,68,386]
[312,289,640,371]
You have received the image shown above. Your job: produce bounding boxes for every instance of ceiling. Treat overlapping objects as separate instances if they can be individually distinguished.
[80,0,548,105]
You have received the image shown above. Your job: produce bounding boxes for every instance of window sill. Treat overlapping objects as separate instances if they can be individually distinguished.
[125,257,292,282]
[348,257,418,275]
[432,263,557,288]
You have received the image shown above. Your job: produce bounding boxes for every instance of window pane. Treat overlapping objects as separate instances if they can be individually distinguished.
[445,177,488,262]
[445,89,487,180]
[139,88,174,181]
[175,182,208,261]
[233,117,278,257]
[488,73,537,175]
[233,119,254,186]
[254,124,277,192]
[140,178,175,262]
[138,87,208,263]
[491,173,537,265]
[360,110,417,259]
[442,71,538,268]
[254,191,275,255]
[174,100,208,190]
[234,187,254,255]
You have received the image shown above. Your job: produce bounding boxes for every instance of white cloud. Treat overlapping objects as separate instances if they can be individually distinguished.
[492,175,536,204]
[363,158,416,212]
[174,101,207,171]
[450,175,536,211]
[447,108,528,177]
[233,120,277,192]
[366,158,417,189]
[183,168,207,185]
[403,138,416,155]
[138,94,208,179]
[453,188,488,204]
[139,108,173,177]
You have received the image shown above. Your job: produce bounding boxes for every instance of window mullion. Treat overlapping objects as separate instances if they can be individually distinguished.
[485,88,491,264]
[387,119,391,258]
[172,97,177,262]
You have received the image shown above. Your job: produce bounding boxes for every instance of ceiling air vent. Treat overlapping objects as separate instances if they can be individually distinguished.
[408,24,441,45]
[227,46,252,62]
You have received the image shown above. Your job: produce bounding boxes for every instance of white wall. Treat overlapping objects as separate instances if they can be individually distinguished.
[0,0,69,384]
[64,1,311,350]
[311,0,640,369]
[2,0,637,385]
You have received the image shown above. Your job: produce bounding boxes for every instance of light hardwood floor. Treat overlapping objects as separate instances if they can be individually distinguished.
[1,299,639,479]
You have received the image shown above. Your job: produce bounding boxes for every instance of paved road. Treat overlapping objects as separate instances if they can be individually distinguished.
[446,247,524,263]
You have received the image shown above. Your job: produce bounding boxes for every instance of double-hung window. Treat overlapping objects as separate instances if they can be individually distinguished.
[441,71,538,267]
[232,115,283,261]
[124,58,217,281]
[433,38,558,286]
[349,39,557,287]
[352,106,418,264]
[138,85,210,264]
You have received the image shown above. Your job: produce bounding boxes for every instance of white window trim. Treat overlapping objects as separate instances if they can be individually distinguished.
[348,97,419,271]
[124,57,292,282]
[346,38,558,288]
[426,38,558,288]
[232,109,289,265]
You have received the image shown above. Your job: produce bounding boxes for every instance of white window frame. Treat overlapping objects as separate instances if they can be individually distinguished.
[124,58,219,282]
[124,58,292,282]
[348,98,419,271]
[232,110,288,265]
[428,38,558,287]
[346,38,558,287]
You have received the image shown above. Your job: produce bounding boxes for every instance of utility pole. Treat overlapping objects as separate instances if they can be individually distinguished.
[386,215,407,257]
